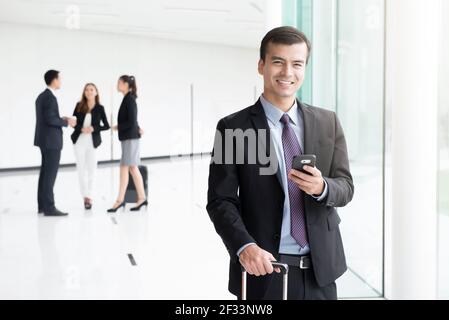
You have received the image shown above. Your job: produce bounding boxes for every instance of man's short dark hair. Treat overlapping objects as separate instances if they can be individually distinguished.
[260,26,312,63]
[44,70,59,85]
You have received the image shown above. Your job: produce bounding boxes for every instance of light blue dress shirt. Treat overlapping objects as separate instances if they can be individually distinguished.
[237,95,328,256]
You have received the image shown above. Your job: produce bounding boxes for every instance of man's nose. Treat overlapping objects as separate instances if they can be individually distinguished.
[280,64,293,77]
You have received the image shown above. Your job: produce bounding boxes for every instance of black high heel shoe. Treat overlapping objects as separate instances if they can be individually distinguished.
[130,200,148,211]
[107,201,126,213]
[84,198,92,210]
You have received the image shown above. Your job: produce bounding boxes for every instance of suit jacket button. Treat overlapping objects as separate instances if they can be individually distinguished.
[274,234,280,240]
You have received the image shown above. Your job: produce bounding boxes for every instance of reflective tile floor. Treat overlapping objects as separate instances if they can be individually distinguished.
[0,156,379,299]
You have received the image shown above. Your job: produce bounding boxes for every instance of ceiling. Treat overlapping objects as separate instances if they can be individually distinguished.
[0,0,268,48]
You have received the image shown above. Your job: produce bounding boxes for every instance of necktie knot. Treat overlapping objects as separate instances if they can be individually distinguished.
[280,114,291,126]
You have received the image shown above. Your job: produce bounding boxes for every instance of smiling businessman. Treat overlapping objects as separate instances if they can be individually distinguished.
[207,26,354,300]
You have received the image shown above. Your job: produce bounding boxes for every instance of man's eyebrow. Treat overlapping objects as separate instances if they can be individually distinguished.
[271,56,305,64]
[271,56,286,61]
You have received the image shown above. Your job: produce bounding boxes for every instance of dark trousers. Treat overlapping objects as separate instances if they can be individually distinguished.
[37,148,61,213]
[262,266,337,300]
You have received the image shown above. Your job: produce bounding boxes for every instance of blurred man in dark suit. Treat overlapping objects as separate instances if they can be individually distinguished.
[34,70,76,216]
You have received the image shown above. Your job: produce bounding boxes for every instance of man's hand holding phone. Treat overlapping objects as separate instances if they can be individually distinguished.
[289,155,325,196]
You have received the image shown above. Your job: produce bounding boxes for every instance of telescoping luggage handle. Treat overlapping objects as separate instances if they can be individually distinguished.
[241,261,289,300]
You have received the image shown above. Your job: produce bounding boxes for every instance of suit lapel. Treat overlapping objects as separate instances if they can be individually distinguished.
[298,100,322,224]
[249,100,270,157]
[298,100,316,156]
[249,100,283,191]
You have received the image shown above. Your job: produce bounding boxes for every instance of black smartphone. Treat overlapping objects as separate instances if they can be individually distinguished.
[292,154,316,174]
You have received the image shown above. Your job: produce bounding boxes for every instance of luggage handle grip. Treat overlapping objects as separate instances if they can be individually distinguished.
[240,261,289,274]
[240,261,289,300]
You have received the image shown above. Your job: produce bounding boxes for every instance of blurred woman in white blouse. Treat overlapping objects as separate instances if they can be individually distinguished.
[71,83,110,209]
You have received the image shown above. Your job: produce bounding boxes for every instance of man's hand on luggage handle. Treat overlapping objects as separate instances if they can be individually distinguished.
[239,244,280,276]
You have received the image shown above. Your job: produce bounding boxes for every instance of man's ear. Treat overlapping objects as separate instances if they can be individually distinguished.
[258,59,264,76]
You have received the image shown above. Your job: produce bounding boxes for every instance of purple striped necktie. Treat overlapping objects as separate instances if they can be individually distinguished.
[280,113,309,248]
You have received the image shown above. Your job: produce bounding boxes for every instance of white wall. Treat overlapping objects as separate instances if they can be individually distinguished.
[0,22,262,169]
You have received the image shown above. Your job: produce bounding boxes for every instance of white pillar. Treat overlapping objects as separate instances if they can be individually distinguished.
[386,0,440,299]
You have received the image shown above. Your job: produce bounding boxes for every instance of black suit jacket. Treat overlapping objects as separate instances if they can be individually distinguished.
[206,99,354,299]
[117,92,140,141]
[71,104,110,148]
[34,89,67,150]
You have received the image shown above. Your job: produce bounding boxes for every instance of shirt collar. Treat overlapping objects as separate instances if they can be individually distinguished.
[260,94,300,127]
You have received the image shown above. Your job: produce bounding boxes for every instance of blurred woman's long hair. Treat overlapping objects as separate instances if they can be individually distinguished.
[75,83,100,114]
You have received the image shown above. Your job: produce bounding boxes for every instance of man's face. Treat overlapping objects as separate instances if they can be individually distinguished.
[53,75,61,89]
[258,42,308,100]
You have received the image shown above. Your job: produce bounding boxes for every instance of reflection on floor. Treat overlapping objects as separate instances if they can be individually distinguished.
[0,156,378,299]
[439,214,449,299]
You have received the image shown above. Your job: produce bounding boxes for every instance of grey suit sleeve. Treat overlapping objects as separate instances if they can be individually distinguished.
[206,119,256,262]
[43,95,67,128]
[322,112,354,208]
